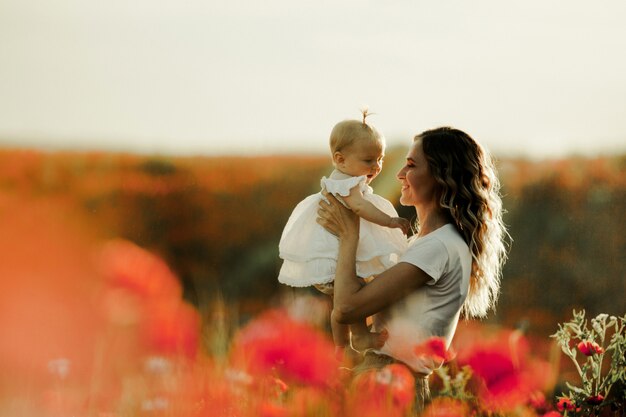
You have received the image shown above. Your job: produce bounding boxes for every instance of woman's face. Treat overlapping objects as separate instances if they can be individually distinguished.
[397,137,438,207]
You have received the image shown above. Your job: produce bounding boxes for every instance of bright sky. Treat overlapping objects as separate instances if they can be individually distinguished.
[1,0,625,158]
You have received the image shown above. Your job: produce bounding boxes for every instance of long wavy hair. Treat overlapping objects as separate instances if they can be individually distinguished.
[418,127,509,318]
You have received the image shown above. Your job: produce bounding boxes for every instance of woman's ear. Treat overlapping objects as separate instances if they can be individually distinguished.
[333,151,344,167]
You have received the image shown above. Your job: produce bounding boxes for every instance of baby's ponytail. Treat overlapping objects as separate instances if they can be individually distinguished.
[360,106,370,125]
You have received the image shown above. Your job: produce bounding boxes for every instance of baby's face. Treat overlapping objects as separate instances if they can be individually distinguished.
[339,140,385,183]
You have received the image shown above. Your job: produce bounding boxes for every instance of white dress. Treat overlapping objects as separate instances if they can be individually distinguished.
[278,170,408,287]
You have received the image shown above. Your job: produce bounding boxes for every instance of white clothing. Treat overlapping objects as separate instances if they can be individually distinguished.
[372,223,471,375]
[278,170,407,286]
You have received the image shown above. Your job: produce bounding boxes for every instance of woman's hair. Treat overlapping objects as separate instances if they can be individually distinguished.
[329,110,385,154]
[417,127,509,318]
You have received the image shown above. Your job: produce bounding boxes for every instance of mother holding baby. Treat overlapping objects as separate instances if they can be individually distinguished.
[317,127,508,412]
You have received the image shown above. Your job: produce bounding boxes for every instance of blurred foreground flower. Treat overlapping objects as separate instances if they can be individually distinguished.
[0,194,103,405]
[454,325,554,412]
[99,239,200,359]
[414,337,456,365]
[230,309,339,389]
[99,239,182,303]
[141,300,200,359]
[422,397,470,417]
[262,386,336,417]
[348,364,415,417]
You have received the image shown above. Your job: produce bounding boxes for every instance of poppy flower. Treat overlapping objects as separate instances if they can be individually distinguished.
[577,340,605,356]
[348,364,415,417]
[455,328,553,411]
[141,300,200,359]
[556,396,576,411]
[230,309,339,389]
[528,390,549,413]
[414,337,456,364]
[99,239,182,302]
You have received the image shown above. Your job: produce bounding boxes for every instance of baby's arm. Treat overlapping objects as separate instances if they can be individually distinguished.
[342,187,410,235]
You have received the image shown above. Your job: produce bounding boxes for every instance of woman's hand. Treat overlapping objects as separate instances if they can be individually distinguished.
[317,190,360,240]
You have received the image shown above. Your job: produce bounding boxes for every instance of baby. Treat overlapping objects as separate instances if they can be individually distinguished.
[278,110,409,358]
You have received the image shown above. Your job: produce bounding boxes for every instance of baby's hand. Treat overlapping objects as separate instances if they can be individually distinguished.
[389,217,410,235]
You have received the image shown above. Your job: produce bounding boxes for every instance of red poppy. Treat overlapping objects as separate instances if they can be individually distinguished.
[455,328,553,411]
[141,301,200,359]
[542,412,562,417]
[528,390,550,413]
[348,364,415,417]
[99,239,182,302]
[577,340,605,356]
[230,309,339,389]
[556,396,576,411]
[414,336,456,364]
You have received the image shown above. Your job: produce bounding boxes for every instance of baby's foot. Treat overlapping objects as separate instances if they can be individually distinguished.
[351,329,388,352]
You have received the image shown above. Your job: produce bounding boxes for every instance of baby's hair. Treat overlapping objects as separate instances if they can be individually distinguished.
[329,109,384,154]
[361,106,370,125]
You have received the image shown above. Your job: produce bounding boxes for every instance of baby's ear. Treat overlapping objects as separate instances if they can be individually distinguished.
[333,151,344,166]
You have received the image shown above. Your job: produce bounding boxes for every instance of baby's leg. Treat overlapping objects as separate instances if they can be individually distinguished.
[349,276,387,352]
[350,321,388,352]
[330,308,362,367]
[330,314,351,348]
[349,320,371,351]
[314,283,350,356]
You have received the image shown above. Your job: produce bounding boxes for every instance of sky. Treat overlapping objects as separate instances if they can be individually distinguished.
[1,0,625,159]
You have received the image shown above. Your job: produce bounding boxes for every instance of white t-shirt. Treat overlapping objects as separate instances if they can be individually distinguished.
[371,223,472,375]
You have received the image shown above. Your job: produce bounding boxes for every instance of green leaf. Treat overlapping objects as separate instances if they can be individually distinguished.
[565,382,589,395]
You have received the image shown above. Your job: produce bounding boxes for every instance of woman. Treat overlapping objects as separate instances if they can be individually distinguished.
[317,127,508,412]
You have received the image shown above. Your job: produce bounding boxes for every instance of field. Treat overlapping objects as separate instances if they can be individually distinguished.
[0,147,624,416]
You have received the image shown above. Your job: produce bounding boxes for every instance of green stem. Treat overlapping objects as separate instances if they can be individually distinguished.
[569,351,585,378]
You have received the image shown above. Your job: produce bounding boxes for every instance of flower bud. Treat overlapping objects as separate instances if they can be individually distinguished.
[586,394,605,405]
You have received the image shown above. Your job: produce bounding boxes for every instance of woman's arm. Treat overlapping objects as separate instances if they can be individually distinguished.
[317,191,430,324]
[333,262,429,324]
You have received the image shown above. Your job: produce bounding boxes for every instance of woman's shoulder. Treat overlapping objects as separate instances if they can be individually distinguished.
[413,224,465,244]
[401,224,469,282]
[404,225,468,263]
